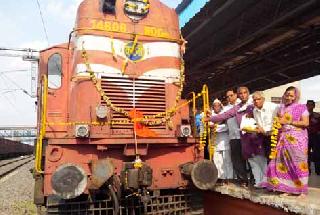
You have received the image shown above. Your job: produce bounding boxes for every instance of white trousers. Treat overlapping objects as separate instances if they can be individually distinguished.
[213,150,233,179]
[248,155,267,186]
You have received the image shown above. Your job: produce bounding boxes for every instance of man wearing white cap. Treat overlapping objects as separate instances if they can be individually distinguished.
[210,99,233,183]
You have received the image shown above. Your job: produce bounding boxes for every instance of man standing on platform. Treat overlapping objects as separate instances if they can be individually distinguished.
[223,89,244,183]
[253,91,279,160]
[210,99,233,183]
[306,100,320,175]
[252,91,278,187]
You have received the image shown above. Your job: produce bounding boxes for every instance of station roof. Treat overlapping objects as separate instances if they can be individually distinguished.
[179,0,320,97]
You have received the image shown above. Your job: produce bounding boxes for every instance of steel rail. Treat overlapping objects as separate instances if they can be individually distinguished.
[0,156,34,180]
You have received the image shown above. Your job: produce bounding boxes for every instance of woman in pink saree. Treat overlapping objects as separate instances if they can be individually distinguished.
[260,86,309,195]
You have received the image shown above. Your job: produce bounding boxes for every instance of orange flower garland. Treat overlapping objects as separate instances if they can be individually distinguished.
[270,116,282,159]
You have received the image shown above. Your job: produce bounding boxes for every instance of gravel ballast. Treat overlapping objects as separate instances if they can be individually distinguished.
[0,161,36,215]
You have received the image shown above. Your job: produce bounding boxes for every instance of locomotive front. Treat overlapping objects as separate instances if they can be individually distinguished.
[34,0,217,212]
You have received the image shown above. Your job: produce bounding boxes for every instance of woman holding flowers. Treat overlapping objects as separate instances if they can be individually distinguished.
[260,86,309,196]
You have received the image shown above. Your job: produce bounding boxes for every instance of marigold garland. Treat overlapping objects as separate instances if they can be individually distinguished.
[199,114,207,150]
[270,116,281,159]
[209,123,218,160]
[199,121,216,160]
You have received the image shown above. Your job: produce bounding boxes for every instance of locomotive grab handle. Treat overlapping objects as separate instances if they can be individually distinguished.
[35,75,48,173]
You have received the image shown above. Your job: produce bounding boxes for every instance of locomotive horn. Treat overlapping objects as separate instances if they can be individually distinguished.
[180,160,218,190]
[102,0,116,14]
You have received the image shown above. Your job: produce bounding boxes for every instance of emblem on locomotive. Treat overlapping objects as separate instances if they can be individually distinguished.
[124,0,150,21]
[124,41,145,61]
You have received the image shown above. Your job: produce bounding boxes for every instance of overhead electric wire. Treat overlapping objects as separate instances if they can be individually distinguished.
[0,69,29,74]
[0,89,24,94]
[36,0,50,46]
[0,73,32,97]
[0,75,19,109]
[0,73,25,90]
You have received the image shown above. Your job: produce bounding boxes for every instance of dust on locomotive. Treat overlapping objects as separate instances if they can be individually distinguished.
[34,0,217,208]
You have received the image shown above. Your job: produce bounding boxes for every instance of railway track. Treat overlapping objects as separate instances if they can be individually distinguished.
[0,155,32,167]
[0,155,34,180]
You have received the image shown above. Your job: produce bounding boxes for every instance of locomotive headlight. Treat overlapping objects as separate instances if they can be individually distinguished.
[51,164,87,199]
[180,125,191,137]
[75,124,89,138]
[96,105,109,119]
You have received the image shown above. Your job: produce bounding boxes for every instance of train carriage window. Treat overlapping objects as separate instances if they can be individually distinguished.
[48,53,62,89]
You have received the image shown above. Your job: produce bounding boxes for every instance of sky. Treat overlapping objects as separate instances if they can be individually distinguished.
[0,0,319,127]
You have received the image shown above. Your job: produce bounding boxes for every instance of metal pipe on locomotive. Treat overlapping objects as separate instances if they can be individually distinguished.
[33,0,217,212]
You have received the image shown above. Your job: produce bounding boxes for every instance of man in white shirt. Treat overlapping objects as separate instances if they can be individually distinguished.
[252,91,279,187]
[253,91,279,158]
[211,99,233,182]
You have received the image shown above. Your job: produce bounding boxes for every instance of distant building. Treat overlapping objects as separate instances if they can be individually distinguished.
[263,81,320,112]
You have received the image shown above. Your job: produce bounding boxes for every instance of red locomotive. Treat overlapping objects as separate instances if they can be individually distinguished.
[34,0,217,214]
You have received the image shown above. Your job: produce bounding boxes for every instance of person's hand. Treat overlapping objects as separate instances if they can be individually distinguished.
[256,126,265,134]
[203,117,211,122]
[246,113,254,118]
[206,110,212,117]
[209,123,216,128]
[279,116,291,125]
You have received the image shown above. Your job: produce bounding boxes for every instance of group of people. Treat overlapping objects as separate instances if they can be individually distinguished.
[199,86,319,197]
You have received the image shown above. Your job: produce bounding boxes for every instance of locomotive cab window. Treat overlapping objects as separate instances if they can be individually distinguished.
[48,53,62,89]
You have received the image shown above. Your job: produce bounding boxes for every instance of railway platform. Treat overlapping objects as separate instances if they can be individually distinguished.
[205,178,320,215]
